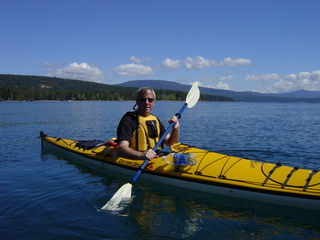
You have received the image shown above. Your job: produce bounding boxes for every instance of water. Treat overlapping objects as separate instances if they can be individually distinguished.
[1,101,320,239]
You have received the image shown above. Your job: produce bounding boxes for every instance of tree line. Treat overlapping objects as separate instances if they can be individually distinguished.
[0,74,233,102]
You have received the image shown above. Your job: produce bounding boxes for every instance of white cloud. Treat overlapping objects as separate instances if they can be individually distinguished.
[215,81,231,90]
[130,56,149,64]
[113,63,154,76]
[263,70,320,93]
[111,55,251,79]
[161,58,181,69]
[220,57,251,66]
[245,73,280,82]
[46,62,104,82]
[219,75,234,81]
[184,56,215,70]
[197,80,231,90]
[160,56,251,70]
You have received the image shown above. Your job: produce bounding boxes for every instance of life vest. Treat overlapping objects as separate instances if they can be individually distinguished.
[129,114,162,152]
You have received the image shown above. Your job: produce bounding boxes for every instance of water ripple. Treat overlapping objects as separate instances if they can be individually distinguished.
[1,101,320,239]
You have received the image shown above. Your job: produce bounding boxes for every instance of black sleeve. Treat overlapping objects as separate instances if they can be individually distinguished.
[116,114,137,143]
[158,118,165,136]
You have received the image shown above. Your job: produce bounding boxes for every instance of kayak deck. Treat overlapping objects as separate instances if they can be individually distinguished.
[40,132,320,210]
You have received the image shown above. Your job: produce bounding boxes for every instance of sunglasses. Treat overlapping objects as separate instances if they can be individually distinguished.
[139,98,155,103]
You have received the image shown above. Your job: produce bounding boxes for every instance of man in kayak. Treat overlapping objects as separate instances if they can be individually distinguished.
[116,87,180,160]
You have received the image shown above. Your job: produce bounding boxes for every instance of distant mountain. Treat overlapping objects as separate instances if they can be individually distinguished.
[264,90,320,99]
[117,80,320,102]
[117,80,191,92]
[116,80,232,101]
[117,80,184,90]
[2,74,320,102]
[0,74,117,91]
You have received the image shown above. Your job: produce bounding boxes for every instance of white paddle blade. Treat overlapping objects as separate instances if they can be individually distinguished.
[101,183,132,211]
[186,82,200,108]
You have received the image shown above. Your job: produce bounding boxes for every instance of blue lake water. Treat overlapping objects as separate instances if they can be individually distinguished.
[1,101,320,239]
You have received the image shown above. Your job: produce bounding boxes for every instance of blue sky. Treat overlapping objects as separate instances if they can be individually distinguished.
[1,0,320,93]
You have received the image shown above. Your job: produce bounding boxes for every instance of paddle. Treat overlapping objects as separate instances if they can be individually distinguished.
[101,82,200,211]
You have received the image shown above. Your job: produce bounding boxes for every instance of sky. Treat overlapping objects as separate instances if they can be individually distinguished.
[1,0,320,93]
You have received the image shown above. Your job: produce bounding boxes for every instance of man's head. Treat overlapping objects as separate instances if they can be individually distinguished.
[136,87,156,116]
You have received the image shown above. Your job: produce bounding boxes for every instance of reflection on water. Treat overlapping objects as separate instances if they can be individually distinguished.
[122,182,320,239]
[43,149,320,239]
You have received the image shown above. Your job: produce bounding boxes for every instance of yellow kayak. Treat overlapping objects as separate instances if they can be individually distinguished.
[40,131,320,210]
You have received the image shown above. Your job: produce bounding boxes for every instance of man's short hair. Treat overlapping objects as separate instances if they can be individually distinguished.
[136,87,156,101]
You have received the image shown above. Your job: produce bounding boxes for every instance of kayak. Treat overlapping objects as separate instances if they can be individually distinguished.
[40,131,320,210]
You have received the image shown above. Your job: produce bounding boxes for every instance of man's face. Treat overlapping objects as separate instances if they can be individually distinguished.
[137,91,155,116]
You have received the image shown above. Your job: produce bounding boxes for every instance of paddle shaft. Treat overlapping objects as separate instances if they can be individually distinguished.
[131,103,188,183]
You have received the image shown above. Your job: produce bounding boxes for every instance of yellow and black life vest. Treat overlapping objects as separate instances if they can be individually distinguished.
[129,114,162,152]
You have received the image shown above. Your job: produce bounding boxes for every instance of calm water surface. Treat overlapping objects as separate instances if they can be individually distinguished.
[1,101,320,239]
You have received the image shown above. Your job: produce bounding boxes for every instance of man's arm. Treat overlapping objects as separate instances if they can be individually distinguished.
[164,115,180,147]
[117,140,158,160]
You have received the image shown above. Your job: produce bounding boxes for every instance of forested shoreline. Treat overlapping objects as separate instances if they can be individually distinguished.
[0,74,233,102]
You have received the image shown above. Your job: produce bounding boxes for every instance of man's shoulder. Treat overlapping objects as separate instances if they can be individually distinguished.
[124,111,137,117]
[120,111,137,122]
